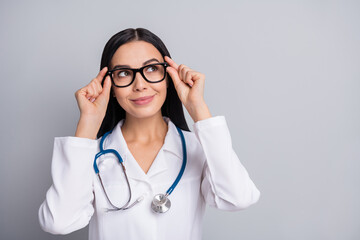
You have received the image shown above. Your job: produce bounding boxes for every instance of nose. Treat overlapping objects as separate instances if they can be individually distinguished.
[132,71,148,91]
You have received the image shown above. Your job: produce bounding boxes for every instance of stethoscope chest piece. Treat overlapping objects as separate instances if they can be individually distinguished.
[151,194,171,213]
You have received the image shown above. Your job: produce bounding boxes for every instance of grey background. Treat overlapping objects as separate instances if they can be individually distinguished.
[1,0,359,239]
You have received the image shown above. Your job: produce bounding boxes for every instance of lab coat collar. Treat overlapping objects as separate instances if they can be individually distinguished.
[161,117,184,160]
[102,117,184,182]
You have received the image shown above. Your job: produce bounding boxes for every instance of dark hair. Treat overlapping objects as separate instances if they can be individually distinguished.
[97,28,189,138]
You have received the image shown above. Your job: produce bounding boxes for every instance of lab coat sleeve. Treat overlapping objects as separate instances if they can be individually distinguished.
[193,116,261,211]
[38,136,98,234]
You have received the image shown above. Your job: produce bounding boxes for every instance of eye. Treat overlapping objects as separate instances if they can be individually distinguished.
[116,70,131,78]
[146,65,158,73]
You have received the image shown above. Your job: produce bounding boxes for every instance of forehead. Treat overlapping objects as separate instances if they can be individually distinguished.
[110,41,163,68]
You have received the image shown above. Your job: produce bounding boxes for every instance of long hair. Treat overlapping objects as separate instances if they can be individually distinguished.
[97,28,189,138]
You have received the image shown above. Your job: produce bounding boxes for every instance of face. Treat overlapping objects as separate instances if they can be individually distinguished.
[110,41,168,120]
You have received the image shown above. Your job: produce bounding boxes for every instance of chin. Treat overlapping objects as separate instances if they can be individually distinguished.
[125,107,163,120]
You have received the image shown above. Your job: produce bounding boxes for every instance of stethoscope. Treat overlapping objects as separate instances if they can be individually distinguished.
[93,126,187,214]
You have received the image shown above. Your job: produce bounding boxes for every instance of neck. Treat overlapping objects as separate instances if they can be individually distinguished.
[121,112,168,143]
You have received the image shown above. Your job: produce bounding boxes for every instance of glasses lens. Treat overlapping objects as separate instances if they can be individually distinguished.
[112,69,134,87]
[143,64,165,82]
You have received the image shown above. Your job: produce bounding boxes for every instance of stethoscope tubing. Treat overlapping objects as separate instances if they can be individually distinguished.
[93,125,187,212]
[165,127,187,196]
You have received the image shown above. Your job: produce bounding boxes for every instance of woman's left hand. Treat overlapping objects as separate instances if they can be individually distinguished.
[165,56,212,122]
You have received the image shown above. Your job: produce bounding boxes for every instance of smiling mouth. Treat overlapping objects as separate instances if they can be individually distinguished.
[130,95,155,105]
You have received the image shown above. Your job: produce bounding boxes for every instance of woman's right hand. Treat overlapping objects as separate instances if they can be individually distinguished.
[74,67,112,139]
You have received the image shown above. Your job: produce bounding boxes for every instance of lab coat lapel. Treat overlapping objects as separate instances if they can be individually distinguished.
[162,118,183,160]
[104,120,148,183]
[146,118,183,177]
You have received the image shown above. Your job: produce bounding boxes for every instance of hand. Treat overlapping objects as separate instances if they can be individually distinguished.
[74,67,112,139]
[165,56,211,122]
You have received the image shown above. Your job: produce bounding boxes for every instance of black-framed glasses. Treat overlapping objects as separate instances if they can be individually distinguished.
[107,62,168,88]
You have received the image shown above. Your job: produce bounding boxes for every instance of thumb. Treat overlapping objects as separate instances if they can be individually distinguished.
[166,67,183,90]
[96,76,112,102]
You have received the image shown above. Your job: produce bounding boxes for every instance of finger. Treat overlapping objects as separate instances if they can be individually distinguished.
[164,56,179,71]
[75,88,87,101]
[192,72,205,89]
[179,65,190,81]
[86,76,104,99]
[179,65,193,86]
[77,88,94,104]
[96,75,112,102]
[94,67,108,84]
[85,86,94,99]
[185,71,194,87]
[93,78,103,94]
[90,82,99,98]
[166,67,184,90]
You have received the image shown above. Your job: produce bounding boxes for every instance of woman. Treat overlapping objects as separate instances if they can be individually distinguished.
[39,28,260,240]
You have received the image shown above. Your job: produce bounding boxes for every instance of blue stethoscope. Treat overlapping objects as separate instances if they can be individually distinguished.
[93,126,187,214]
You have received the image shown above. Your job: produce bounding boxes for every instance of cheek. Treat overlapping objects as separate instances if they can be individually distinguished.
[113,89,129,107]
[151,82,168,107]
[158,82,168,99]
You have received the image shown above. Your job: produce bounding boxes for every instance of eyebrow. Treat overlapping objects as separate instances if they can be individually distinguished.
[112,58,160,69]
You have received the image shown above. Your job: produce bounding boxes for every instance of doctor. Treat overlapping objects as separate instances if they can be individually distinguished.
[39,28,260,240]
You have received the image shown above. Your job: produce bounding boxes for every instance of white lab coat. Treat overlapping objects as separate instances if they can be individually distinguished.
[39,116,260,240]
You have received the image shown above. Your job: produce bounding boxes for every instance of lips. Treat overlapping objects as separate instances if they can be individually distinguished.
[130,95,155,105]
